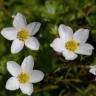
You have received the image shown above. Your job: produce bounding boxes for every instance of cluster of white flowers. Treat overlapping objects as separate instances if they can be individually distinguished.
[1,13,44,95]
[1,12,96,95]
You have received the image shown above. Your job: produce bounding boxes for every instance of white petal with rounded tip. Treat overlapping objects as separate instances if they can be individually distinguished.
[20,83,33,95]
[76,49,92,56]
[84,43,94,49]
[6,77,19,90]
[27,22,41,36]
[30,70,44,83]
[11,39,24,54]
[50,38,64,53]
[21,56,34,72]
[73,28,89,43]
[62,49,78,60]
[1,27,17,40]
[89,68,96,75]
[58,24,73,41]
[75,44,94,55]
[13,13,27,29]
[7,61,21,76]
[25,37,40,50]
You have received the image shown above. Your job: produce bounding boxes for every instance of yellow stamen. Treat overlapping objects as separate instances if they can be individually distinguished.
[65,40,78,52]
[17,72,29,84]
[17,29,29,41]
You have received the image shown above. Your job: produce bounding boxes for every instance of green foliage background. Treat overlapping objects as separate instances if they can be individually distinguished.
[0,0,96,96]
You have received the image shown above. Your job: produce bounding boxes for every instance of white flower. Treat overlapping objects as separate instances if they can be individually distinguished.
[89,65,96,75]
[5,55,44,95]
[50,24,94,60]
[1,13,41,54]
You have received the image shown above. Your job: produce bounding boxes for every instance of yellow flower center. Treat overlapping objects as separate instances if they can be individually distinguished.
[17,72,29,84]
[17,29,29,41]
[65,40,78,52]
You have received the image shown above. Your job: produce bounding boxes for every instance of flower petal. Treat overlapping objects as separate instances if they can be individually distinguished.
[50,38,64,53]
[21,55,34,73]
[29,70,44,83]
[62,49,78,60]
[73,28,89,43]
[27,22,41,36]
[89,68,96,75]
[1,27,17,40]
[13,13,27,29]
[25,37,40,50]
[75,43,94,55]
[58,24,73,41]
[20,83,33,95]
[7,61,21,76]
[5,77,19,90]
[11,39,24,54]
[90,65,96,69]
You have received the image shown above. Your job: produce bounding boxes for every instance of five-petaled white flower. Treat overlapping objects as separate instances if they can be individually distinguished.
[1,13,41,54]
[5,55,44,95]
[89,65,96,75]
[50,24,94,60]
